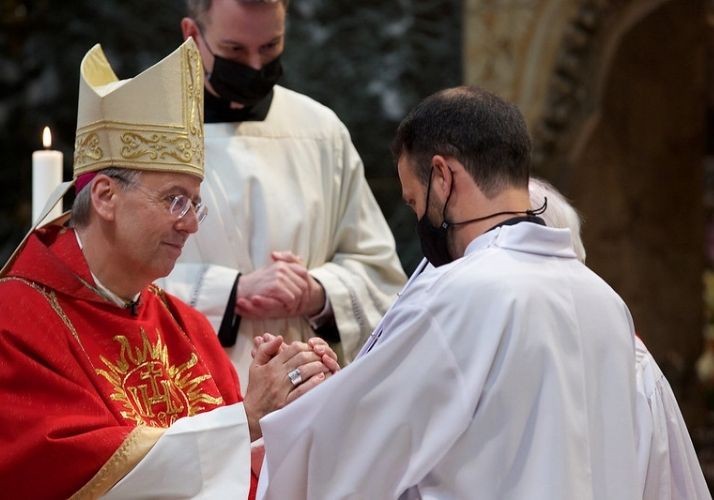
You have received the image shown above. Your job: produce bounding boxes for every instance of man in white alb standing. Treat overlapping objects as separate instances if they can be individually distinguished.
[159,0,407,387]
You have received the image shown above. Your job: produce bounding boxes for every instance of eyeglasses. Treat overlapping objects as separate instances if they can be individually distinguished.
[167,194,208,224]
[108,173,208,225]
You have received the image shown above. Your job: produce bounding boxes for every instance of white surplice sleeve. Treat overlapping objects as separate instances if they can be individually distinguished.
[635,339,711,499]
[257,301,489,500]
[103,403,251,499]
[309,122,406,361]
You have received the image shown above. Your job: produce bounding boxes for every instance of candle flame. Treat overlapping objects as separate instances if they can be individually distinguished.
[42,126,52,149]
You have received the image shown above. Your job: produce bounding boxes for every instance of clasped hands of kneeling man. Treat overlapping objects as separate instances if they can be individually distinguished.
[242,333,340,441]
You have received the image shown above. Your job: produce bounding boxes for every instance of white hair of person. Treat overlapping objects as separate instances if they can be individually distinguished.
[529,177,587,263]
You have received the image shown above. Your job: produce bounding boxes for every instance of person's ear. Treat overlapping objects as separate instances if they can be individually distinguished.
[430,154,453,198]
[181,17,200,42]
[90,174,119,222]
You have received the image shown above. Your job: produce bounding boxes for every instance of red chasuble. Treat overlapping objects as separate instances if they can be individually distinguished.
[0,226,244,498]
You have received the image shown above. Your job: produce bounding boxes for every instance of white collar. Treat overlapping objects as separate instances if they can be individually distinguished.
[464,222,577,259]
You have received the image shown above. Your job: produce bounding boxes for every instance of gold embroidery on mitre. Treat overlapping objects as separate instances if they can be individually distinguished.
[73,39,204,179]
[73,132,104,166]
[120,131,197,163]
[184,38,204,167]
[96,328,223,427]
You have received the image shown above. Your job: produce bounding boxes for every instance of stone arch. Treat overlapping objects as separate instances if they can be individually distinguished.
[535,0,709,422]
[532,0,675,179]
[464,0,582,125]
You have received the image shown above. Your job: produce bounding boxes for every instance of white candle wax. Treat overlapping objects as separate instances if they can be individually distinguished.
[32,127,64,224]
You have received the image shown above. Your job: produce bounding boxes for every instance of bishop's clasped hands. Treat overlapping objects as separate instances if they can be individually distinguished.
[252,332,340,391]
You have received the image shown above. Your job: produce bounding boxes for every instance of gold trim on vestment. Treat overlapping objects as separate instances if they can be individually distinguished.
[69,425,165,500]
[0,276,95,368]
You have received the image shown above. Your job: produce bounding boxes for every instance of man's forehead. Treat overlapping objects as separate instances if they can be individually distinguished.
[396,152,418,175]
[397,155,422,194]
[204,0,285,38]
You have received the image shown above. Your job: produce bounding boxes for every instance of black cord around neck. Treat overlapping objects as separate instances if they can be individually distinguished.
[444,197,548,229]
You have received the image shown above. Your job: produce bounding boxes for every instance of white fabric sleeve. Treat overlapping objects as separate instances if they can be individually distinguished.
[309,123,406,360]
[305,293,333,330]
[103,404,251,499]
[156,263,239,334]
[257,307,471,499]
[636,341,710,499]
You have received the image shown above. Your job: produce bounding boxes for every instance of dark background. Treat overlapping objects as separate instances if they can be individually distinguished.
[0,0,462,274]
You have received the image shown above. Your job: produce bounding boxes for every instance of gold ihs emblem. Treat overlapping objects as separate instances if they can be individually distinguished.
[96,328,223,427]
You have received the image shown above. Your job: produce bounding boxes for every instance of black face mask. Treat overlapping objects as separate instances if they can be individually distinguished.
[416,172,454,267]
[416,169,549,267]
[209,54,282,107]
[199,30,283,107]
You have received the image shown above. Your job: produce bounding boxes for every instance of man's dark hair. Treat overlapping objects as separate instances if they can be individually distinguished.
[391,86,531,197]
[187,0,290,27]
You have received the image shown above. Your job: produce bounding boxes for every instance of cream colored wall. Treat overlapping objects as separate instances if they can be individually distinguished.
[463,0,579,127]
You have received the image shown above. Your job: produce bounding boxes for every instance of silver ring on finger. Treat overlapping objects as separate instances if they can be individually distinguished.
[287,368,302,387]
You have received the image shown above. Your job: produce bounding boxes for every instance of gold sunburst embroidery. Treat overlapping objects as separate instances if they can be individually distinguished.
[96,328,223,427]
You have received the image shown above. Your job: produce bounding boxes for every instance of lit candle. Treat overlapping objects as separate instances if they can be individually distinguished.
[32,126,63,224]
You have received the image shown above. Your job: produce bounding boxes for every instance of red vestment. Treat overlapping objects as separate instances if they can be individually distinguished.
[0,226,249,498]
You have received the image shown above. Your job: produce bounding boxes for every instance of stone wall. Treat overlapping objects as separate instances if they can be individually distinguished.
[464,0,579,126]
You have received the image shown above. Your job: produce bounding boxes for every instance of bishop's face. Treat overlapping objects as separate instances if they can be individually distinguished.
[112,171,202,285]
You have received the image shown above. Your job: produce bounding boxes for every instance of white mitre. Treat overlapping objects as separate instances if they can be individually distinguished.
[73,37,204,180]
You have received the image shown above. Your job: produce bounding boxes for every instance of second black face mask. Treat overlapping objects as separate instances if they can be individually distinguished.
[209,54,283,108]
[416,214,452,267]
[416,172,454,267]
